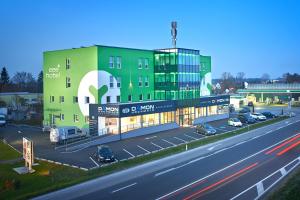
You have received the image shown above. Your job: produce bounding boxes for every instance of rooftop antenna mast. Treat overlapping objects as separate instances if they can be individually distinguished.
[171,21,177,48]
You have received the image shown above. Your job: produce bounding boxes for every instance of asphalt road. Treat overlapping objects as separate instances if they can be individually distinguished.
[34,113,300,200]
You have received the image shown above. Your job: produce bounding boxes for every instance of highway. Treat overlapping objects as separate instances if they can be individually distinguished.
[34,115,300,200]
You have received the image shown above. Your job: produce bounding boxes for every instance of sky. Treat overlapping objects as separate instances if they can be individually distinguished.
[0,0,300,79]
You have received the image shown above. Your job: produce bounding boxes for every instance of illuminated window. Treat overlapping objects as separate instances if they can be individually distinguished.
[85,116,89,123]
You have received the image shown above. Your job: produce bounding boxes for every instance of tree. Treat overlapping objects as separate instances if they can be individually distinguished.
[283,73,300,83]
[11,72,36,92]
[220,72,235,93]
[0,67,9,84]
[236,72,246,89]
[261,73,270,82]
[37,70,43,93]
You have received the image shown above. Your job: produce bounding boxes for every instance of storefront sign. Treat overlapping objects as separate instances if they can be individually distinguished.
[119,101,176,117]
[97,104,119,117]
[197,95,230,107]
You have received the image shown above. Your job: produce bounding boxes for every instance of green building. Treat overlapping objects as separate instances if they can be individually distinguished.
[43,45,229,137]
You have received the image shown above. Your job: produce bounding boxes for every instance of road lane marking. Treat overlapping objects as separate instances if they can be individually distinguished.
[183,163,259,200]
[208,144,222,151]
[89,156,99,167]
[155,168,177,177]
[137,145,151,153]
[156,133,300,200]
[184,134,198,140]
[256,181,264,196]
[231,155,300,200]
[151,142,163,149]
[123,149,135,158]
[174,137,187,143]
[280,168,287,176]
[145,136,157,140]
[162,139,176,146]
[111,182,137,193]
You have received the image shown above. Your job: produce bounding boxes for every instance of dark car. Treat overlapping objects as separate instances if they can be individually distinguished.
[239,106,251,114]
[238,114,256,124]
[96,145,115,163]
[248,101,254,106]
[261,112,277,119]
[196,124,217,136]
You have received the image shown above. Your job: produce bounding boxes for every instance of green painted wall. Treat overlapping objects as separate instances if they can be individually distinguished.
[43,46,98,128]
[98,46,154,103]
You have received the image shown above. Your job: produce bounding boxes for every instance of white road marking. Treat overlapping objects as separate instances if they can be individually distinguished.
[174,137,187,143]
[280,168,287,176]
[151,142,163,149]
[111,182,137,193]
[184,134,198,140]
[137,145,150,153]
[18,130,22,134]
[208,144,222,151]
[89,156,99,167]
[256,181,264,196]
[156,133,300,200]
[155,168,176,177]
[123,149,135,158]
[145,136,157,140]
[162,139,176,146]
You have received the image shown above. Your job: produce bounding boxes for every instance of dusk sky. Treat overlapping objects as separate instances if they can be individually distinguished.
[1,0,300,79]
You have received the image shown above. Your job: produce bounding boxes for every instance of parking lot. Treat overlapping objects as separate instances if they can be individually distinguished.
[0,106,292,169]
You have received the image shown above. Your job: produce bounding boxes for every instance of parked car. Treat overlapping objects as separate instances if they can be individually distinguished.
[250,113,267,121]
[228,118,242,127]
[239,106,251,114]
[238,114,256,124]
[196,124,217,136]
[262,112,277,119]
[0,114,6,127]
[50,126,88,144]
[96,145,115,163]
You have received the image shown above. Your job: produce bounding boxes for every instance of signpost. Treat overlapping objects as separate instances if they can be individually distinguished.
[23,137,34,173]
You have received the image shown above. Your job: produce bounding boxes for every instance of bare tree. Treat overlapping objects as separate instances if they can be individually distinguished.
[261,73,270,82]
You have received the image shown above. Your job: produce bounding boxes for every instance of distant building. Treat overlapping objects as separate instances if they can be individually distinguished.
[237,83,300,103]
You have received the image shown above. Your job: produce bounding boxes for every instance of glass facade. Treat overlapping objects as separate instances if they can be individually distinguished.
[154,48,201,100]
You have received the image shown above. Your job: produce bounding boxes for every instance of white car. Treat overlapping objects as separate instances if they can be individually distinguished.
[0,114,6,126]
[228,118,242,127]
[251,113,267,121]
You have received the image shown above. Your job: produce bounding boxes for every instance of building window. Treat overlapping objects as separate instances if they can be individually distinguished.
[59,96,64,103]
[116,95,120,103]
[139,94,143,101]
[117,77,121,88]
[74,114,79,122]
[145,58,149,69]
[50,96,54,103]
[147,94,151,100]
[128,95,132,102]
[85,116,89,123]
[109,56,114,68]
[106,96,111,103]
[66,77,71,88]
[73,96,78,103]
[138,58,142,69]
[60,114,64,121]
[144,76,149,87]
[110,76,114,88]
[85,96,90,104]
[66,58,71,69]
[138,76,143,87]
[116,56,121,69]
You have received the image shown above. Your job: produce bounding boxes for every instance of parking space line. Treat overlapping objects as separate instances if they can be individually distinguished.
[184,134,198,140]
[174,137,187,143]
[151,142,163,149]
[89,156,99,167]
[123,148,135,158]
[162,139,176,146]
[137,145,151,153]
